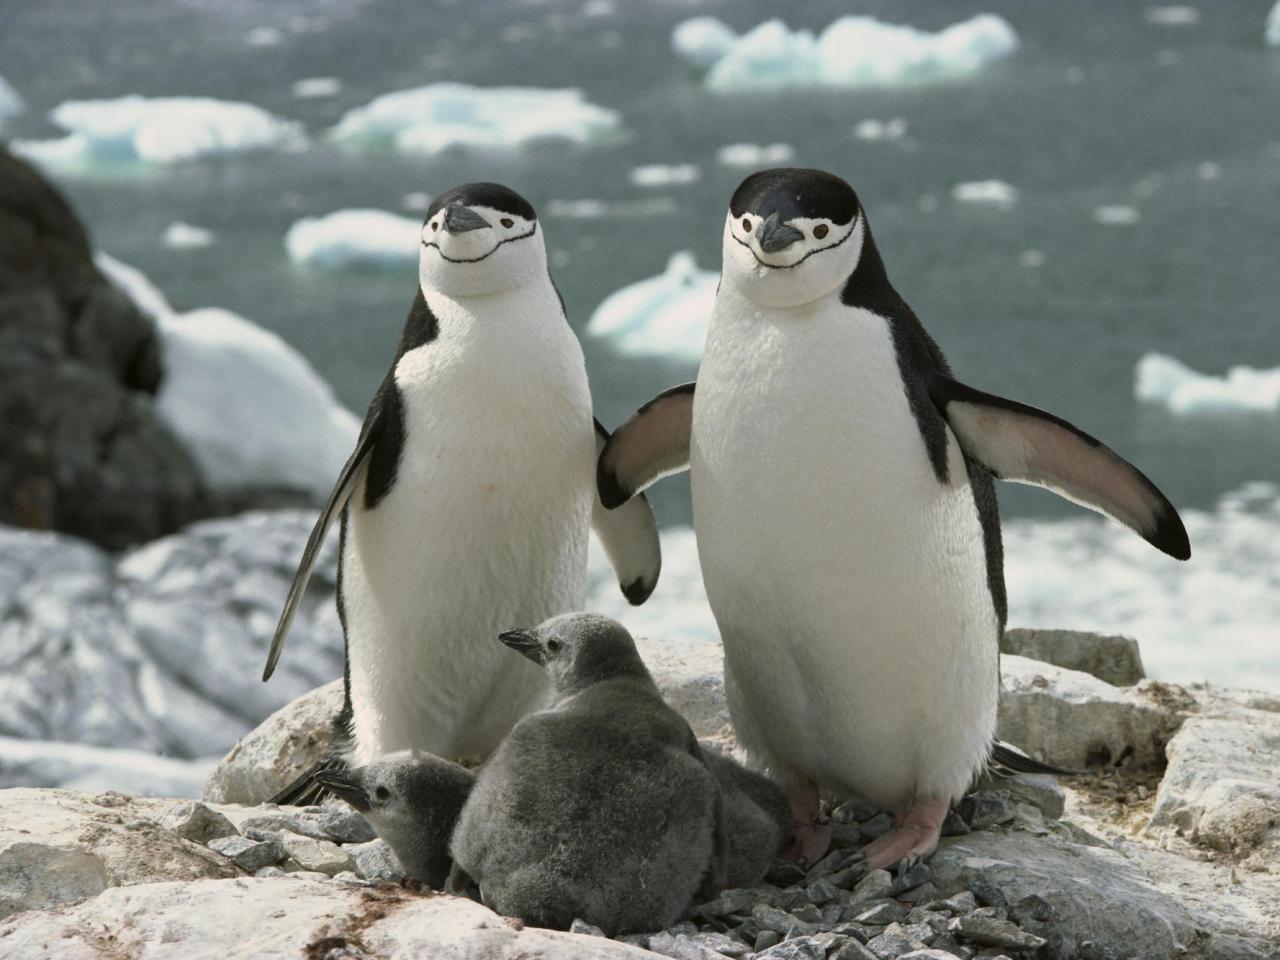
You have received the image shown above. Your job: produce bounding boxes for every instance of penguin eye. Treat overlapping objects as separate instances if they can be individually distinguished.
[546,639,563,654]
[374,785,391,801]
[431,221,439,231]
[813,224,829,240]
[741,218,752,233]
[501,218,514,228]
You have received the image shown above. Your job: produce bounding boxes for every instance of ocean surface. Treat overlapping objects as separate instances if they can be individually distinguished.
[2,0,1277,688]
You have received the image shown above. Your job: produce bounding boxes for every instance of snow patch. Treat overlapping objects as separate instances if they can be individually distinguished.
[630,163,701,188]
[163,222,215,249]
[716,142,795,167]
[952,179,1018,208]
[292,77,342,99]
[11,96,304,171]
[586,252,717,361]
[1135,353,1280,414]
[329,83,620,154]
[0,75,24,125]
[1094,204,1140,225]
[284,208,421,269]
[95,253,359,497]
[673,14,1018,91]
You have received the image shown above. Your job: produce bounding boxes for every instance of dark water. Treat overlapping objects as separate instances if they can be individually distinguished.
[2,0,1279,531]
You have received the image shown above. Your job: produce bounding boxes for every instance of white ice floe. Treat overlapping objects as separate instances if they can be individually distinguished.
[1145,6,1200,26]
[95,253,359,497]
[586,252,717,361]
[1269,2,1280,45]
[11,96,304,171]
[854,117,908,141]
[952,179,1019,208]
[0,75,24,125]
[284,208,421,269]
[716,142,795,167]
[673,14,1018,91]
[292,76,342,99]
[163,222,215,250]
[630,163,701,188]
[588,483,1280,693]
[545,196,679,219]
[1094,204,1140,225]
[0,735,214,797]
[246,26,284,47]
[1135,353,1280,414]
[1020,249,1046,268]
[329,83,620,154]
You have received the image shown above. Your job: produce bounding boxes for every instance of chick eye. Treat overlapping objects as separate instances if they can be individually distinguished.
[374,785,391,800]
[501,218,514,228]
[547,639,563,653]
[813,224,829,240]
[741,218,752,233]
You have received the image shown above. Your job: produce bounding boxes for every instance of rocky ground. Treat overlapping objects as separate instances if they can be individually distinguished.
[2,620,1277,958]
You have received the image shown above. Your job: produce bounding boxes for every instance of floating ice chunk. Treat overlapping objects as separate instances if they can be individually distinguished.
[292,76,342,99]
[1019,249,1046,268]
[675,14,1019,91]
[1197,161,1220,180]
[854,117,908,141]
[246,26,284,47]
[630,163,701,188]
[11,96,304,171]
[952,179,1018,208]
[716,142,795,167]
[672,16,740,68]
[0,734,215,797]
[284,208,421,269]
[96,253,359,497]
[401,191,432,212]
[1135,353,1280,414]
[163,221,215,249]
[1145,6,1200,26]
[583,0,615,18]
[1094,204,1140,225]
[1270,2,1280,45]
[546,197,678,219]
[330,83,620,154]
[587,252,717,360]
[0,75,24,125]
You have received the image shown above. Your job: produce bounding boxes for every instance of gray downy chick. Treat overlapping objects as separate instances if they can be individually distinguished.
[315,750,475,888]
[701,745,791,888]
[448,613,727,934]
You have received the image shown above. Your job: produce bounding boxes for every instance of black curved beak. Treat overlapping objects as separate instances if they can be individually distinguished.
[499,629,545,666]
[312,769,371,813]
[756,211,804,254]
[443,204,490,234]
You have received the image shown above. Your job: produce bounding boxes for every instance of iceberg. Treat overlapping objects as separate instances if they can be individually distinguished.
[11,96,304,171]
[0,75,23,125]
[586,252,717,361]
[952,179,1018,208]
[292,76,342,99]
[95,254,359,497]
[284,208,421,269]
[630,163,701,188]
[163,221,215,249]
[1269,1,1280,45]
[716,142,795,167]
[673,14,1018,91]
[1135,353,1280,414]
[854,118,908,142]
[0,735,215,797]
[329,83,620,154]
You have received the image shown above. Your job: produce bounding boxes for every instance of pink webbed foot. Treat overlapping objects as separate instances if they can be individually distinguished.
[778,777,832,866]
[852,795,949,871]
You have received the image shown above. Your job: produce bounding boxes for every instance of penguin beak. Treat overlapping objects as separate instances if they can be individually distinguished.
[499,629,545,666]
[443,204,490,235]
[313,769,371,812]
[756,211,804,254]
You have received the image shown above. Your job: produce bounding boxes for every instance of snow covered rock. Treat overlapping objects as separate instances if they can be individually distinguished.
[11,96,303,172]
[1135,352,1280,414]
[672,15,1018,91]
[586,252,717,361]
[330,83,620,154]
[284,208,421,269]
[1001,627,1145,686]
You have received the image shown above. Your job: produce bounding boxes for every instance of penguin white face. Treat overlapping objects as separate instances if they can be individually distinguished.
[721,168,865,309]
[419,182,547,298]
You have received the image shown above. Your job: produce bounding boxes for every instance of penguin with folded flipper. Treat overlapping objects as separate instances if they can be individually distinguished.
[598,168,1189,870]
[264,183,661,806]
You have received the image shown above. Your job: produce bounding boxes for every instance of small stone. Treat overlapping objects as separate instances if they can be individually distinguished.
[899,922,935,945]
[905,909,949,934]
[276,829,354,876]
[752,904,816,937]
[865,921,925,959]
[860,813,894,840]
[665,920,699,937]
[832,797,882,822]
[896,883,940,904]
[240,813,330,842]
[317,806,376,844]
[1009,893,1055,924]
[966,876,1007,910]
[332,871,367,885]
[648,932,720,960]
[855,901,908,925]
[346,839,404,882]
[940,808,972,837]
[755,930,782,952]
[948,915,1046,950]
[757,936,827,959]
[928,892,977,916]
[732,919,760,943]
[767,860,809,886]
[791,902,824,923]
[692,888,760,917]
[821,902,845,925]
[690,931,751,958]
[569,919,606,937]
[831,940,880,960]
[254,866,286,878]
[892,862,931,895]
[207,834,284,873]
[617,933,650,949]
[805,877,839,905]
[847,869,895,906]
[899,951,963,960]
[160,801,239,844]
[832,822,867,848]
[956,793,1015,831]
[285,869,330,880]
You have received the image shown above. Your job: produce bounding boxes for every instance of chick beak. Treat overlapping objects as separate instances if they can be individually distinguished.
[498,629,545,665]
[312,769,371,813]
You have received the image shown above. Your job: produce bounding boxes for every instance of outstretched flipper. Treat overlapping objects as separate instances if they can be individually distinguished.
[592,419,662,605]
[597,383,695,509]
[989,740,1081,776]
[930,375,1190,560]
[262,410,383,681]
[269,756,345,806]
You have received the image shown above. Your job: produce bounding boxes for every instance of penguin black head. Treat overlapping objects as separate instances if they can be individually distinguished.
[499,613,650,696]
[419,182,545,297]
[722,167,867,309]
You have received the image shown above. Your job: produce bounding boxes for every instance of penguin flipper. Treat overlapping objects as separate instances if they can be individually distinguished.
[597,382,695,508]
[268,756,345,806]
[930,375,1190,561]
[262,421,379,681]
[591,419,662,605]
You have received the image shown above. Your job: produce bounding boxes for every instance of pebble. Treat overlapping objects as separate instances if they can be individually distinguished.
[275,829,354,876]
[331,871,367,885]
[864,921,927,958]
[899,950,963,960]
[896,882,940,904]
[569,919,606,937]
[160,801,238,844]
[648,932,724,960]
[752,904,817,937]
[346,838,404,882]
[207,834,284,873]
[316,806,376,845]
[805,878,840,904]
[690,931,751,958]
[254,866,286,878]
[854,901,908,925]
[240,813,331,841]
[927,891,977,916]
[831,940,880,960]
[757,936,827,959]
[692,888,760,917]
[891,862,931,895]
[860,813,895,840]
[755,930,782,952]
[846,869,895,908]
[948,914,1047,950]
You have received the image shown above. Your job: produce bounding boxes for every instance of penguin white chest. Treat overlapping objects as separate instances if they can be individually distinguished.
[691,291,998,809]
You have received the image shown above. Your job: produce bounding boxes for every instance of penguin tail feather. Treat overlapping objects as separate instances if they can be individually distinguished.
[989,741,1082,777]
[268,757,345,806]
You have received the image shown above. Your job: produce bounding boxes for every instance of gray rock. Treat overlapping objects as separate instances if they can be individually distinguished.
[254,865,286,878]
[690,930,751,957]
[928,891,977,916]
[692,887,760,918]
[1001,628,1144,686]
[898,951,963,960]
[855,901,909,925]
[860,813,895,839]
[571,919,608,937]
[755,930,782,952]
[896,883,940,904]
[159,800,238,844]
[831,940,880,960]
[648,931,725,960]
[275,829,352,876]
[207,834,283,873]
[316,804,376,844]
[865,921,928,959]
[347,838,404,882]
[974,772,1065,821]
[752,903,817,937]
[757,936,827,959]
[847,869,895,907]
[239,812,330,842]
[948,915,1045,950]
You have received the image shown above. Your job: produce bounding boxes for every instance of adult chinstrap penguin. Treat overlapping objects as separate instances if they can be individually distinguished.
[598,167,1189,869]
[264,183,661,805]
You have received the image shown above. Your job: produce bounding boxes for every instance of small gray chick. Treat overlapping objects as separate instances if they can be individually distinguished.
[315,750,474,888]
[449,613,727,934]
[701,746,791,888]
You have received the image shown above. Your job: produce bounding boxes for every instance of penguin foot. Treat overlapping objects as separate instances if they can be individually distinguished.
[855,796,948,870]
[781,821,832,866]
